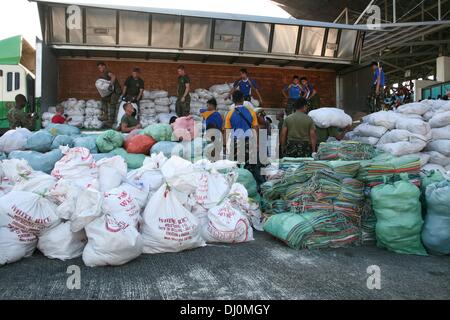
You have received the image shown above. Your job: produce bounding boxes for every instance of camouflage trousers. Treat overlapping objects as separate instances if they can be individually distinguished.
[101,92,120,127]
[176,97,191,117]
[284,141,312,158]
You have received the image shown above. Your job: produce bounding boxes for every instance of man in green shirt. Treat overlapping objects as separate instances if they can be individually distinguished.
[8,94,36,130]
[280,98,317,158]
[97,61,122,128]
[122,67,144,103]
[119,103,141,133]
[176,65,191,117]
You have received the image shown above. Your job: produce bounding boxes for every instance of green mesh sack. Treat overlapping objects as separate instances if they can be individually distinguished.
[143,124,173,142]
[111,148,145,169]
[96,130,124,153]
[236,168,261,203]
[371,174,427,255]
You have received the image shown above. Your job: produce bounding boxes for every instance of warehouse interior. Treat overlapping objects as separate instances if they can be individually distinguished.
[34,0,449,115]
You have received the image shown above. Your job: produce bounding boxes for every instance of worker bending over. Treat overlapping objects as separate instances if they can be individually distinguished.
[280,97,317,158]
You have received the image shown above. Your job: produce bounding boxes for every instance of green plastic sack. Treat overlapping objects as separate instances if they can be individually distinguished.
[51,135,74,149]
[8,149,63,174]
[420,170,445,193]
[25,130,54,152]
[264,212,305,244]
[143,124,173,142]
[0,152,7,160]
[45,124,81,136]
[371,175,427,255]
[236,168,261,203]
[422,180,450,255]
[96,130,124,153]
[111,148,145,169]
[74,135,99,154]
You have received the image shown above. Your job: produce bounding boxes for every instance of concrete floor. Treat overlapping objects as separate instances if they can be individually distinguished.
[1,232,449,300]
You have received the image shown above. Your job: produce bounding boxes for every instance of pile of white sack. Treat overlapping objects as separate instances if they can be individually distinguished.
[346,100,450,175]
[83,100,103,129]
[62,98,86,128]
[140,90,177,127]
[308,107,353,130]
[42,108,56,128]
[0,147,263,267]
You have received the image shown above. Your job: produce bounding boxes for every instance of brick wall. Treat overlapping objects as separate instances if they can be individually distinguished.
[57,59,336,107]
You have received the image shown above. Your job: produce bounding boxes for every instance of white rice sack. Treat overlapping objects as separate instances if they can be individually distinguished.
[251,98,260,108]
[431,126,450,140]
[155,97,170,106]
[426,140,450,157]
[157,113,177,124]
[85,108,102,117]
[423,110,435,121]
[396,102,430,115]
[64,98,77,109]
[155,105,170,114]
[354,123,388,138]
[395,117,431,137]
[377,140,427,157]
[351,135,380,145]
[364,111,387,123]
[95,79,113,98]
[308,108,352,129]
[68,115,85,128]
[190,101,204,109]
[169,103,176,112]
[195,89,213,100]
[378,129,427,145]
[430,111,450,128]
[209,83,232,94]
[425,151,450,167]
[169,96,178,104]
[86,100,101,109]
[146,90,168,100]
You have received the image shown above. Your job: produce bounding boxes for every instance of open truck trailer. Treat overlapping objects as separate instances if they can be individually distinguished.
[0,35,38,130]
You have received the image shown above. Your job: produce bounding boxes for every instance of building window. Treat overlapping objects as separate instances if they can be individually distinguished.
[7,72,13,92]
[15,72,20,90]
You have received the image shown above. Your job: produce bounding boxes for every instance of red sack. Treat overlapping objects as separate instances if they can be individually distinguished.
[124,135,156,155]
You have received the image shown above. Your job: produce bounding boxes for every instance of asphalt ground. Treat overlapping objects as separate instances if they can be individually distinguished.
[0,231,449,300]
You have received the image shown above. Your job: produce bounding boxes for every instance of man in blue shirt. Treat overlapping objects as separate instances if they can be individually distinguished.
[300,77,320,111]
[282,75,302,115]
[371,61,386,96]
[200,98,223,130]
[228,68,263,105]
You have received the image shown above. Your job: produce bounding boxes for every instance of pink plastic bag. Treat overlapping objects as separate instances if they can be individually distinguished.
[171,116,198,142]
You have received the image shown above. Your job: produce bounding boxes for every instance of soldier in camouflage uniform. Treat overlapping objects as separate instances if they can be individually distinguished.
[8,94,36,130]
[97,62,122,128]
[175,65,191,117]
[280,98,317,158]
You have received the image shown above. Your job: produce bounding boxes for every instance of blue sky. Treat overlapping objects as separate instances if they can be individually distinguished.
[0,0,291,46]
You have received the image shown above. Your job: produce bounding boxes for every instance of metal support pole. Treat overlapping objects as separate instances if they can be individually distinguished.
[438,0,442,20]
[393,0,397,23]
